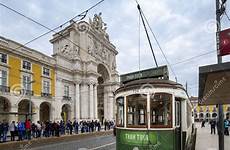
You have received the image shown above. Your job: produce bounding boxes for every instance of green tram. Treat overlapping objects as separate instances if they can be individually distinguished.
[115,66,194,150]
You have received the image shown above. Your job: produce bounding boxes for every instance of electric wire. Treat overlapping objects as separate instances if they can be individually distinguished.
[0,0,105,50]
[171,50,216,66]
[0,0,119,70]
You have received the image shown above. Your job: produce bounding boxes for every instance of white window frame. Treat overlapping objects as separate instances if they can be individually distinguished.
[0,53,8,64]
[175,101,180,127]
[42,67,50,77]
[0,70,7,86]
[22,60,32,71]
[43,80,50,94]
[64,85,70,97]
[22,75,32,91]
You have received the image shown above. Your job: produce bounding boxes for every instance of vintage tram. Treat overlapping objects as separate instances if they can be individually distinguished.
[115,66,194,150]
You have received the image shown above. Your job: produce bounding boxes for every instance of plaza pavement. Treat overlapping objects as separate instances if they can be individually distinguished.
[0,130,114,150]
[195,122,230,150]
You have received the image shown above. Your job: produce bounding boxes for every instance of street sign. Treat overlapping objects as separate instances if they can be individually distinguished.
[219,28,230,56]
[198,62,230,105]
[120,65,169,84]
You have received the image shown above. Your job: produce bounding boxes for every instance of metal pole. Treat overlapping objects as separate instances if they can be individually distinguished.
[216,0,224,150]
[29,91,32,120]
[28,80,35,121]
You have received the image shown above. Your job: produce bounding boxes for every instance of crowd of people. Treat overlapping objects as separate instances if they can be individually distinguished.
[0,119,115,143]
[201,116,229,136]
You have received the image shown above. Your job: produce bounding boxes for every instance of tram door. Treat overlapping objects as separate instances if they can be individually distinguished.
[175,99,181,150]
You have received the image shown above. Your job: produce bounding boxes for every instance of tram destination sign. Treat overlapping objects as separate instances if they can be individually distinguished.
[120,65,169,84]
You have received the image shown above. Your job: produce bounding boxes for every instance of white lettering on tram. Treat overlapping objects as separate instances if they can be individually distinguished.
[125,133,148,141]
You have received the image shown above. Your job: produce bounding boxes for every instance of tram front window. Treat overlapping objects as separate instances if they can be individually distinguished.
[116,97,124,126]
[127,94,147,127]
[150,93,172,127]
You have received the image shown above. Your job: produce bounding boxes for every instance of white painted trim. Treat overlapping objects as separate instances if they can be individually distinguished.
[116,127,175,131]
[42,66,51,77]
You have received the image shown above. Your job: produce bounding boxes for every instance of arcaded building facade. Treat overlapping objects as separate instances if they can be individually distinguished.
[0,14,119,123]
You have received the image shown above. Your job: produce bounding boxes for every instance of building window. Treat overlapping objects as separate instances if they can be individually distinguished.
[22,60,31,70]
[0,70,7,86]
[175,101,180,126]
[150,93,172,127]
[43,67,50,76]
[22,75,31,90]
[0,53,7,64]
[43,81,50,94]
[64,85,69,97]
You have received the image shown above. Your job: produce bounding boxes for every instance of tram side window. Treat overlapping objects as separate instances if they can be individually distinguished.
[175,101,180,126]
[150,93,172,127]
[127,94,147,126]
[116,97,124,126]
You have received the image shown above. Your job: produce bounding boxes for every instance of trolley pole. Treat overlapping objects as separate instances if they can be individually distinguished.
[216,0,224,150]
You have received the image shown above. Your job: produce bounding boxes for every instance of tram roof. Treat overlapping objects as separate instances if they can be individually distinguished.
[115,78,185,94]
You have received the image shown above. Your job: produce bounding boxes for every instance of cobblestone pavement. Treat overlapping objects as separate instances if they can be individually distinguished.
[30,134,116,150]
[195,122,230,150]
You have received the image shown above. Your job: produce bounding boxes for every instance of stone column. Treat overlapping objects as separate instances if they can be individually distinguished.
[94,84,98,119]
[108,91,114,120]
[9,104,18,122]
[104,88,108,120]
[75,83,80,120]
[33,106,40,122]
[89,83,94,119]
[81,83,88,119]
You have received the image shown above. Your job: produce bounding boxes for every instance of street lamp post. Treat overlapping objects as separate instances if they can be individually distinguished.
[27,80,35,120]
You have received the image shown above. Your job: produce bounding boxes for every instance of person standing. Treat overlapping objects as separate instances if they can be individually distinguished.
[210,119,216,134]
[201,120,205,128]
[36,121,41,138]
[25,119,31,140]
[9,121,16,141]
[224,117,229,136]
[0,121,3,142]
[17,121,23,141]
[73,120,79,134]
[2,120,9,142]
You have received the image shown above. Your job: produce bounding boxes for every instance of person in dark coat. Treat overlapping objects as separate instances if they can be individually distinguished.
[73,120,79,134]
[210,119,216,134]
[53,121,60,137]
[2,120,9,142]
[201,120,205,128]
[0,121,3,142]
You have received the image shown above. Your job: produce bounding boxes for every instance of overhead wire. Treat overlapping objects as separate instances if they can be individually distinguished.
[171,50,216,66]
[0,0,105,50]
[0,0,117,68]
[134,0,177,79]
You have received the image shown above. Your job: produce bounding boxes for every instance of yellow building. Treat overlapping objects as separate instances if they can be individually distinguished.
[0,36,55,122]
[190,97,230,121]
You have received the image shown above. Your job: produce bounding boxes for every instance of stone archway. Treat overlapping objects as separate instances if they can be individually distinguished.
[199,113,204,119]
[97,64,110,123]
[0,96,11,122]
[40,102,51,122]
[18,99,34,121]
[61,104,71,123]
[212,113,217,118]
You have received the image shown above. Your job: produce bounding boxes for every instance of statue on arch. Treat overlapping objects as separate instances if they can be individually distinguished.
[90,12,107,31]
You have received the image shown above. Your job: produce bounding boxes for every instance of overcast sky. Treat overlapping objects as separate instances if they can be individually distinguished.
[1,0,230,96]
